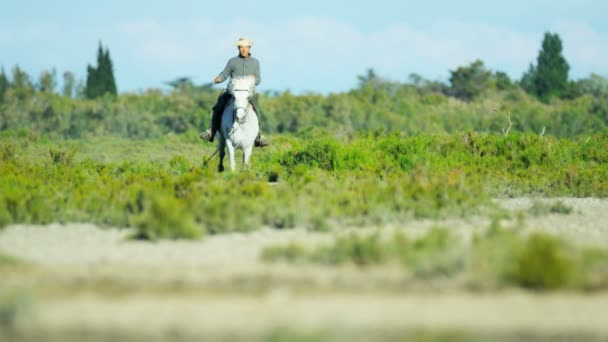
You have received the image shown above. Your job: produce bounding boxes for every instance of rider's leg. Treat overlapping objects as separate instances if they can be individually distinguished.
[251,93,268,147]
[200,92,230,142]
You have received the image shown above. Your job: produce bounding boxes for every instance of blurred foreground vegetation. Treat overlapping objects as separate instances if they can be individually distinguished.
[263,222,608,291]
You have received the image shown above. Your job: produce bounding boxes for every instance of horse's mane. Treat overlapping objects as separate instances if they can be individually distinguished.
[228,76,255,93]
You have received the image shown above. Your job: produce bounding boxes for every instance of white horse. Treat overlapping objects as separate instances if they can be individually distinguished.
[217,76,259,172]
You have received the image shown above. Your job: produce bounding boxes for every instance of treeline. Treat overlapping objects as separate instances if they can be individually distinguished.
[0,33,607,138]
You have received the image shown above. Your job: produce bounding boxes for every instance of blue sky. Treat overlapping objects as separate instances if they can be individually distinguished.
[1,0,607,94]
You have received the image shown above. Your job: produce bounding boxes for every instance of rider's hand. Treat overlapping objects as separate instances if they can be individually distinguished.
[214,77,222,83]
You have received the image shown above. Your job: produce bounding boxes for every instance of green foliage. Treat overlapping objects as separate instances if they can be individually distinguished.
[527,200,573,216]
[3,132,608,234]
[131,194,203,241]
[9,65,35,100]
[524,32,570,101]
[264,228,464,276]
[576,73,608,97]
[49,147,77,165]
[0,143,16,162]
[493,71,513,91]
[0,291,30,330]
[62,71,76,98]
[580,248,608,290]
[1,65,607,139]
[0,253,21,266]
[312,232,387,266]
[0,67,9,103]
[38,68,57,93]
[262,242,309,264]
[469,222,522,288]
[264,224,608,291]
[399,227,465,277]
[510,232,577,290]
[85,42,117,99]
[448,60,491,101]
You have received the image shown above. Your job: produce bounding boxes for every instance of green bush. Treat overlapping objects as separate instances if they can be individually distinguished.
[399,227,465,277]
[312,232,387,266]
[528,200,574,216]
[470,223,521,288]
[49,147,77,165]
[131,194,203,241]
[264,224,608,291]
[0,290,30,331]
[261,242,309,263]
[0,144,16,162]
[509,232,578,290]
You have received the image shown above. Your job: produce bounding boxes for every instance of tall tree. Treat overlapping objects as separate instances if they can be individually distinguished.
[519,63,537,94]
[522,32,570,101]
[448,59,491,101]
[535,32,569,100]
[85,42,117,98]
[11,65,33,90]
[493,71,513,90]
[62,71,76,98]
[357,68,381,88]
[39,68,57,93]
[103,48,117,96]
[0,67,9,102]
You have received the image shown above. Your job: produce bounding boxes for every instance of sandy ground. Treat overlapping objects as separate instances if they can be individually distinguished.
[2,197,608,341]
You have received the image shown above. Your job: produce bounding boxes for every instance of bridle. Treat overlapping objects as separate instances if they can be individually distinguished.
[231,88,252,124]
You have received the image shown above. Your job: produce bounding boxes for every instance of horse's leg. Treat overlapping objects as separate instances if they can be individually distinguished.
[226,141,237,171]
[218,139,225,173]
[243,145,253,169]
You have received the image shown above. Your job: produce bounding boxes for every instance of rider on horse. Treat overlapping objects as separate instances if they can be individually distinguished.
[200,37,268,147]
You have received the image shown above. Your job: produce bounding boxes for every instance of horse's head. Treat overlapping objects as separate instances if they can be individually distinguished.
[228,76,255,122]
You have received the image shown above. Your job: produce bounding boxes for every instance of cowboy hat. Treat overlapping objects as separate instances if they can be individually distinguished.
[235,37,253,47]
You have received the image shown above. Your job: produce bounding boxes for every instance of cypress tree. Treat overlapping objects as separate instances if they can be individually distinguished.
[522,32,570,101]
[0,67,9,102]
[534,32,569,100]
[103,48,117,96]
[85,42,117,98]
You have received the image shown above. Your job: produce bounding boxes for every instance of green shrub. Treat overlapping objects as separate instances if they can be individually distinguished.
[131,194,203,241]
[0,291,30,330]
[261,242,309,263]
[580,248,608,290]
[49,146,77,165]
[509,232,578,290]
[470,223,521,288]
[169,155,190,175]
[0,144,16,162]
[399,227,465,277]
[528,200,574,216]
[312,232,387,266]
[263,224,608,291]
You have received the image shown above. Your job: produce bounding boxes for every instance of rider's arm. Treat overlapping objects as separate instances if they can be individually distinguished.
[216,59,233,83]
[253,59,261,86]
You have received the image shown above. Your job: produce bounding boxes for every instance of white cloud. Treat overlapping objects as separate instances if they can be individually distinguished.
[2,16,606,92]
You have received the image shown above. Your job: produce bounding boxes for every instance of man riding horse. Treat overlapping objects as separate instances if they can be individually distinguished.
[200,37,268,147]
